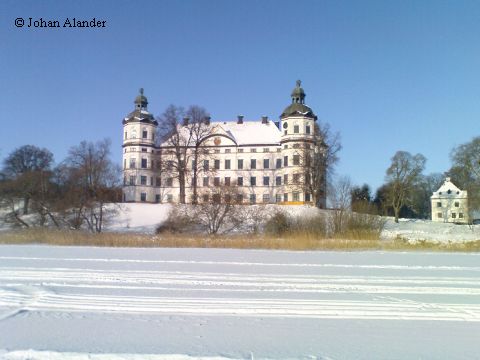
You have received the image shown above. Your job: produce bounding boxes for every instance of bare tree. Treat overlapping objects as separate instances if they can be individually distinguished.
[328,175,352,234]
[385,151,426,223]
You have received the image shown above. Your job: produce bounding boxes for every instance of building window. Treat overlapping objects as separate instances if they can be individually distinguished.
[132,129,137,139]
[166,177,173,187]
[141,148,147,152]
[237,177,243,186]
[236,194,243,203]
[293,155,300,165]
[251,159,256,169]
[214,159,220,170]
[129,158,136,169]
[192,160,196,170]
[305,193,311,202]
[140,176,147,185]
[284,156,288,167]
[250,177,256,186]
[214,149,220,154]
[142,130,148,139]
[284,145,288,149]
[452,212,457,219]
[238,148,244,153]
[276,148,281,153]
[276,159,282,169]
[225,159,231,169]
[156,177,161,187]
[293,192,300,201]
[437,212,443,218]
[437,202,442,208]
[284,193,288,202]
[250,194,256,204]
[251,148,257,153]
[263,148,270,153]
[203,160,209,171]
[238,159,244,169]
[459,213,464,218]
[129,176,135,185]
[455,202,459,207]
[155,194,160,203]
[167,194,173,203]
[293,143,301,149]
[263,176,270,186]
[141,158,147,169]
[276,176,282,186]
[263,159,270,169]
[225,177,231,186]
[225,149,231,153]
[191,177,197,187]
[275,194,282,203]
[140,193,146,202]
[263,194,270,203]
[294,125,299,133]
[203,177,209,187]
[284,174,288,184]
[306,125,311,134]
[214,177,220,186]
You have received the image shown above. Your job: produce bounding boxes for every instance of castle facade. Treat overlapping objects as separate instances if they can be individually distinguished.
[122,81,326,207]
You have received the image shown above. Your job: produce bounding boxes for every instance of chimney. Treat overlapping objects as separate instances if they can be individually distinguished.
[261,115,268,124]
[182,117,190,126]
[237,115,244,124]
[204,116,211,125]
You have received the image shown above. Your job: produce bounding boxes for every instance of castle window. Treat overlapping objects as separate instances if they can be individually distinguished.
[129,176,135,185]
[141,158,147,168]
[238,159,243,169]
[276,176,282,186]
[438,212,443,218]
[459,213,464,218]
[284,193,288,202]
[214,149,220,154]
[141,148,147,152]
[284,174,288,184]
[142,130,148,139]
[249,194,256,204]
[203,177,209,187]
[306,125,311,134]
[238,148,244,153]
[293,155,300,165]
[167,194,173,203]
[214,177,220,186]
[155,194,160,203]
[455,202,459,207]
[214,159,220,170]
[284,145,288,149]
[263,176,270,186]
[275,194,282,203]
[203,160,209,171]
[263,159,270,169]
[129,158,136,169]
[140,176,147,185]
[192,160,196,170]
[131,129,137,139]
[251,159,256,169]
[452,213,457,219]
[251,148,257,153]
[237,177,243,186]
[166,177,173,187]
[140,193,146,202]
[437,202,442,207]
[263,148,270,153]
[225,177,231,186]
[284,156,288,167]
[263,194,270,203]
[293,143,300,149]
[294,125,299,134]
[225,149,231,153]
[276,159,282,169]
[156,177,161,187]
[250,177,256,186]
[236,194,243,203]
[225,159,231,169]
[276,148,281,152]
[293,192,300,201]
[447,190,452,194]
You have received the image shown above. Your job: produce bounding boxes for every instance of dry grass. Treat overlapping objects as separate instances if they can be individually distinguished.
[0,228,479,252]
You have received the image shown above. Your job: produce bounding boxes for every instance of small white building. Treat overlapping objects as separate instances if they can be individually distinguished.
[431,177,468,224]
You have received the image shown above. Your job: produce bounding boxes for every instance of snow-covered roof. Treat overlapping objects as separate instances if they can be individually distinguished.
[213,120,281,145]
[431,177,467,198]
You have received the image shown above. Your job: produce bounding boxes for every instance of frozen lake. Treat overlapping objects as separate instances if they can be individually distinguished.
[0,245,479,359]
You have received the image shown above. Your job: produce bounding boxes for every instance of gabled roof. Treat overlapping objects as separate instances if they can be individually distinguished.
[431,177,467,198]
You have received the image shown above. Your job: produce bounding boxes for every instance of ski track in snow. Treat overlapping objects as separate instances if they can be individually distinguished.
[1,254,480,323]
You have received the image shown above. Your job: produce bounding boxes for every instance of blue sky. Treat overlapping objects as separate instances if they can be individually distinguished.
[1,0,480,192]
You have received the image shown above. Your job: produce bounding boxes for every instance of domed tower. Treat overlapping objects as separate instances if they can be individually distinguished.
[280,80,323,206]
[122,88,158,202]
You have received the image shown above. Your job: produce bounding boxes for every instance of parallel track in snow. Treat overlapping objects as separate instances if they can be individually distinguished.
[1,252,480,323]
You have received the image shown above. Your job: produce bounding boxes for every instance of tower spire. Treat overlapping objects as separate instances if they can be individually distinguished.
[134,88,148,110]
[291,80,305,104]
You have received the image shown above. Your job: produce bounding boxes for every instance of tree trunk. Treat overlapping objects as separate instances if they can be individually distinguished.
[179,171,186,204]
[23,197,30,215]
[393,206,400,223]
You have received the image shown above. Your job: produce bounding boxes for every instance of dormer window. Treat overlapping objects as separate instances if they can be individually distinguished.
[447,189,452,194]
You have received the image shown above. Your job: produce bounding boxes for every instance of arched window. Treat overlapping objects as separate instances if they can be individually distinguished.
[131,129,137,139]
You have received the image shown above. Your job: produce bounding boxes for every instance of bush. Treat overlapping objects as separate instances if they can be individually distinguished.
[156,207,197,234]
[264,211,290,236]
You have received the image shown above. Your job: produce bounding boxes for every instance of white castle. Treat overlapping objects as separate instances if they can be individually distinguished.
[121,81,326,207]
[431,177,469,223]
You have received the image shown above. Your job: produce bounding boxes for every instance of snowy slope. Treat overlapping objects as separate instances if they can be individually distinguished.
[0,245,480,359]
